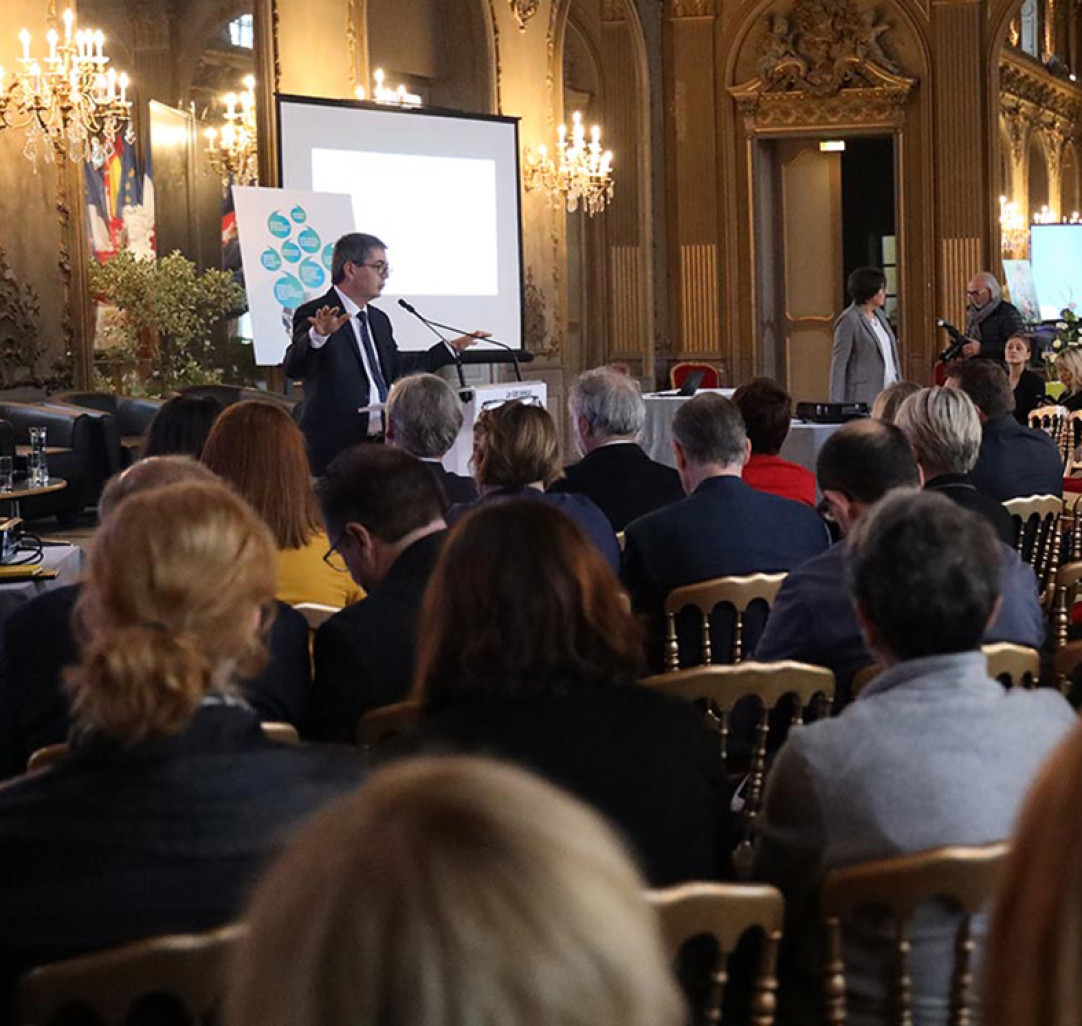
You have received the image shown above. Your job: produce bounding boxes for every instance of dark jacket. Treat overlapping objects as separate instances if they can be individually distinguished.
[548,443,684,531]
[1012,370,1047,424]
[284,289,454,473]
[424,461,478,507]
[622,476,831,668]
[753,538,1045,704]
[0,588,311,780]
[967,300,1024,363]
[448,487,621,572]
[416,685,728,885]
[0,703,365,1021]
[924,473,1015,545]
[970,414,1063,502]
[309,531,445,742]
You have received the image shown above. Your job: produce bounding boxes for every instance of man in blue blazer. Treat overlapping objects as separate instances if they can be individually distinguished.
[283,232,483,473]
[944,359,1062,501]
[622,392,831,669]
[754,419,1045,703]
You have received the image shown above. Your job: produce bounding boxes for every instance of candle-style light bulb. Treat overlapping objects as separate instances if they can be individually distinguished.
[63,9,73,41]
[47,30,58,61]
[20,30,31,62]
[243,74,255,90]
[94,31,104,60]
[355,85,366,100]
[118,71,128,104]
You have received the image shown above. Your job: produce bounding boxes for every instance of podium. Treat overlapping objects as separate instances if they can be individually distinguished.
[443,381,548,476]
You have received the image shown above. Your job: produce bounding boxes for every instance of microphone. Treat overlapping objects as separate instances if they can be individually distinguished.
[936,317,969,362]
[399,299,523,383]
[398,299,467,389]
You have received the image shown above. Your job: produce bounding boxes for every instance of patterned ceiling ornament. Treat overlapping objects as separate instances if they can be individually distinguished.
[509,0,540,30]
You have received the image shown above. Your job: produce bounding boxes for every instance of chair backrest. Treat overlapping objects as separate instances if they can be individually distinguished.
[852,643,1042,698]
[355,698,421,748]
[17,924,244,1026]
[293,602,339,632]
[820,842,1008,1026]
[670,362,722,390]
[1051,558,1082,655]
[642,661,835,872]
[663,573,788,672]
[1061,493,1082,563]
[1028,405,1070,465]
[1002,494,1063,606]
[1066,410,1082,476]
[649,882,784,1025]
[1053,638,1082,692]
[27,721,300,771]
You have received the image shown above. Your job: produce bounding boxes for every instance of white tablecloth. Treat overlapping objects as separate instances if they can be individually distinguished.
[0,543,84,631]
[641,393,843,473]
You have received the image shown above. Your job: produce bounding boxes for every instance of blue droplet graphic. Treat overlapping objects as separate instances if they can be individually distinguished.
[260,248,282,271]
[281,241,302,263]
[267,212,291,238]
[274,274,305,307]
[290,205,307,224]
[299,258,326,289]
[298,227,321,253]
[321,244,334,269]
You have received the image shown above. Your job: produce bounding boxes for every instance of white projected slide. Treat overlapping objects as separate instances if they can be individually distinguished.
[279,97,522,351]
[1031,224,1082,320]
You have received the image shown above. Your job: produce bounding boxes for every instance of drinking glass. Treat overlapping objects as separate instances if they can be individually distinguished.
[26,451,43,488]
[0,456,13,494]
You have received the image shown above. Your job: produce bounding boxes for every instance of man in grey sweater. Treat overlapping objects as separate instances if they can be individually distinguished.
[754,490,1075,1025]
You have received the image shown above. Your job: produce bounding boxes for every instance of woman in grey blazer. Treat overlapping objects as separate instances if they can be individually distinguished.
[830,266,901,406]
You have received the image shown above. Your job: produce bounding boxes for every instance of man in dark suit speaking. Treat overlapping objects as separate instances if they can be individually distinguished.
[284,232,484,473]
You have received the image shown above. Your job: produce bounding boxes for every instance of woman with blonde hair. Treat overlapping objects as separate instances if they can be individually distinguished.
[870,379,921,423]
[229,757,684,1026]
[1054,346,1082,412]
[447,399,619,570]
[201,400,363,607]
[0,482,365,1016]
[983,722,1082,1026]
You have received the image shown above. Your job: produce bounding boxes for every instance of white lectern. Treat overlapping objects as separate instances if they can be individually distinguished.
[443,381,549,476]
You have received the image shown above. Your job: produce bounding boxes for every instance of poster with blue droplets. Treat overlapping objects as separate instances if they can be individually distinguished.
[232,186,356,365]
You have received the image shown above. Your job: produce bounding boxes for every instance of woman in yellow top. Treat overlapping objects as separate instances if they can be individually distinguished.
[201,400,364,609]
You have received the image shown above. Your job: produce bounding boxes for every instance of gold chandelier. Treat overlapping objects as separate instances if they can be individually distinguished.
[999,196,1028,257]
[523,111,614,217]
[0,8,132,166]
[204,76,258,186]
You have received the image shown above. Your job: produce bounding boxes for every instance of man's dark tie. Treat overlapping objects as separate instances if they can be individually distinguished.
[357,310,389,403]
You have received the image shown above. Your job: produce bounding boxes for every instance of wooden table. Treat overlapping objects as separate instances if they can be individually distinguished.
[0,478,67,519]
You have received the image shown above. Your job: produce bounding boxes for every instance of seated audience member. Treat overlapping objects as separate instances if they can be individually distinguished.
[1005,334,1047,423]
[0,482,365,1016]
[140,393,222,459]
[0,458,311,778]
[201,400,364,608]
[733,377,815,506]
[448,400,620,571]
[945,360,1062,500]
[413,501,726,885]
[895,386,1015,544]
[548,367,683,530]
[309,447,446,742]
[228,758,683,1026]
[385,373,477,506]
[869,380,921,423]
[754,420,1044,701]
[755,490,1075,1025]
[622,392,830,668]
[983,722,1082,1026]
[1054,347,1082,412]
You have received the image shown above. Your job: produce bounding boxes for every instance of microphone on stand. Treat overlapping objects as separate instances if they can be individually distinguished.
[398,299,467,389]
[936,318,969,362]
[398,299,523,383]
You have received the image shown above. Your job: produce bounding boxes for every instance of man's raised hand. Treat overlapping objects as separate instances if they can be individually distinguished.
[308,306,352,337]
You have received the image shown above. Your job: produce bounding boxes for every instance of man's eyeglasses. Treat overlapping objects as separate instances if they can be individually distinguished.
[479,395,545,413]
[322,534,350,573]
[360,261,392,277]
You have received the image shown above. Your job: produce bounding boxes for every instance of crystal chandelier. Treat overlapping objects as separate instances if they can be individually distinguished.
[0,9,132,166]
[999,196,1028,257]
[523,111,614,217]
[204,76,258,186]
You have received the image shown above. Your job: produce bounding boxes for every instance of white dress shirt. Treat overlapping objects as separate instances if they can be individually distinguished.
[868,314,899,389]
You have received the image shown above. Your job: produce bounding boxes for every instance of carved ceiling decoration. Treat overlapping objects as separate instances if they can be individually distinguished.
[731,0,916,131]
[1000,51,1082,127]
[509,0,540,30]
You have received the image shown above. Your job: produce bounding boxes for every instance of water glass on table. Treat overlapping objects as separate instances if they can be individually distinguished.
[26,451,44,488]
[0,457,12,494]
[28,426,48,485]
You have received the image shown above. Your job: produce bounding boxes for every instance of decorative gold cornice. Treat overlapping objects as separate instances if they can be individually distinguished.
[510,0,540,30]
[1000,50,1082,124]
[671,0,717,16]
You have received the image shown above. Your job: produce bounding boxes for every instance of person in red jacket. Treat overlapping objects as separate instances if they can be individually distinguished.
[733,377,816,507]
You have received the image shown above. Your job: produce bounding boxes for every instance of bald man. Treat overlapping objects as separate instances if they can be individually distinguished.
[961,271,1024,363]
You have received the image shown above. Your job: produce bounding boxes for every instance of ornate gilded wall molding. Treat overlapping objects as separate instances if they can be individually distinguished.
[1000,50,1082,125]
[0,247,42,384]
[510,0,540,30]
[1000,96,1029,164]
[671,0,717,16]
[484,0,505,112]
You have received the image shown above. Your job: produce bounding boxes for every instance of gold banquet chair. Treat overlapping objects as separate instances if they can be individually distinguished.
[820,843,1008,1026]
[1050,559,1082,653]
[642,661,835,874]
[1028,405,1070,466]
[663,573,788,672]
[649,882,784,1026]
[18,924,244,1026]
[1002,494,1063,608]
[851,643,1041,697]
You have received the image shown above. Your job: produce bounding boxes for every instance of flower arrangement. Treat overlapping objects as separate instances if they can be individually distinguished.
[1048,309,1082,364]
[89,250,246,395]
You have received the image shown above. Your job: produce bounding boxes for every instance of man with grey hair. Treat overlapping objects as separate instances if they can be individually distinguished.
[895,386,1014,543]
[962,270,1023,362]
[283,231,486,473]
[622,392,830,668]
[548,366,681,530]
[386,373,478,506]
